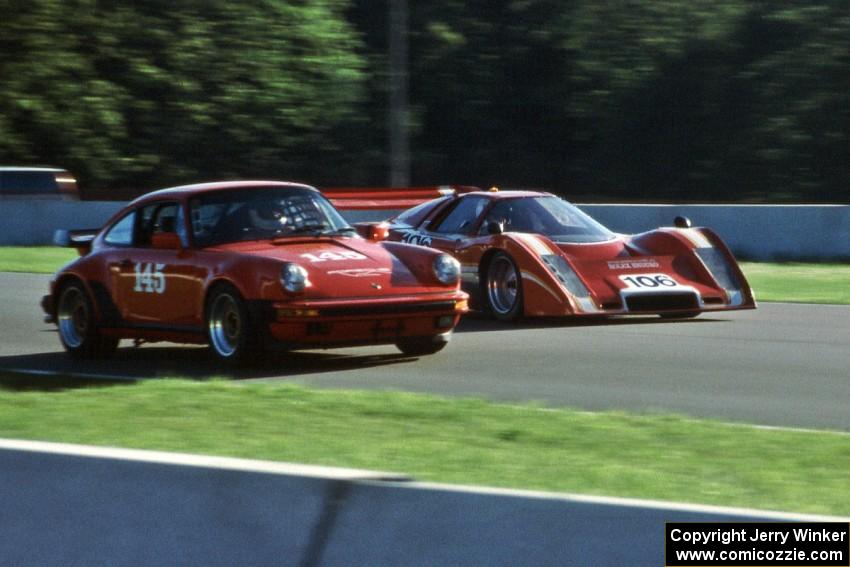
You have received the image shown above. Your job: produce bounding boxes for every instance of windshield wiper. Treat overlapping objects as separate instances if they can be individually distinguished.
[287,224,330,236]
[271,225,355,241]
[319,226,358,236]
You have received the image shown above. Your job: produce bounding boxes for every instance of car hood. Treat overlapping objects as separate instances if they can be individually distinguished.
[208,237,433,298]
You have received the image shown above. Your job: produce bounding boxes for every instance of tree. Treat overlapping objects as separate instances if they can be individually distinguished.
[0,0,367,196]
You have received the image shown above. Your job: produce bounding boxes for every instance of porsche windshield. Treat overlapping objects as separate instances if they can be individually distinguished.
[482,196,615,243]
[190,187,352,247]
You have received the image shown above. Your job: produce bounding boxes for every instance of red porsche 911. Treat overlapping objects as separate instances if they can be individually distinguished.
[42,181,468,364]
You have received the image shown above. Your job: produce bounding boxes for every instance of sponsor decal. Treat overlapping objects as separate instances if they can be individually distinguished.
[326,268,392,278]
[300,251,367,263]
[607,259,661,270]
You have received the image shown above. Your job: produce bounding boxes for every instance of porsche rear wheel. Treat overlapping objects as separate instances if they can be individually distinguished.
[56,281,119,359]
[396,336,448,356]
[206,284,258,365]
[484,252,523,322]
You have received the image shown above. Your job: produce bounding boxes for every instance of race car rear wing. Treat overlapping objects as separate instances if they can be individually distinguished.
[321,185,480,210]
[54,228,99,255]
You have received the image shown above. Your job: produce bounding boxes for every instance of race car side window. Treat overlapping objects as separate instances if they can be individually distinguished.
[430,196,489,234]
[137,202,185,247]
[103,211,136,246]
[392,196,451,228]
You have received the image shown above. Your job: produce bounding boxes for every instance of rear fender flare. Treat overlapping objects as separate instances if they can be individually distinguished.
[52,273,115,326]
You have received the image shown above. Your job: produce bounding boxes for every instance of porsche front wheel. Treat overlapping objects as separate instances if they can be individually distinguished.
[56,281,119,359]
[206,284,258,365]
[484,252,523,322]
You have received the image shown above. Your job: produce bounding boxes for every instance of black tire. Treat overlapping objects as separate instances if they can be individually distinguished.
[659,311,701,319]
[483,251,524,322]
[396,336,448,356]
[56,281,119,359]
[205,284,259,365]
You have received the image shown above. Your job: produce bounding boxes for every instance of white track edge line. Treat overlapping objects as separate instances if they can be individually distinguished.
[0,438,845,521]
[0,438,408,481]
[394,481,849,522]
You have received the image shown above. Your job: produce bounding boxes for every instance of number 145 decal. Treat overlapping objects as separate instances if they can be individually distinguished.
[134,262,166,294]
[300,251,366,262]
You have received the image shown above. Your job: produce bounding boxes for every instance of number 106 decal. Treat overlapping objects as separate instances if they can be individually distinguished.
[619,273,680,289]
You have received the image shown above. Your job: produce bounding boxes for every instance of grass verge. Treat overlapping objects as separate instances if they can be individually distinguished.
[0,378,846,517]
[2,248,849,305]
[739,262,850,305]
[0,246,77,274]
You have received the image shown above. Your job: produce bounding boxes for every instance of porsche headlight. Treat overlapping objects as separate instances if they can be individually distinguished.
[433,254,460,285]
[280,263,309,293]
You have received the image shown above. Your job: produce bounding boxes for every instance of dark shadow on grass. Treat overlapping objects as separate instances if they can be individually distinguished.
[0,372,136,392]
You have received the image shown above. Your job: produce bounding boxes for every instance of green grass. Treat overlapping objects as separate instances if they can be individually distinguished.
[0,246,77,274]
[2,248,848,305]
[0,379,847,516]
[740,262,850,305]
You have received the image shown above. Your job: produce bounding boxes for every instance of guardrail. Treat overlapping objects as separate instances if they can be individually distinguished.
[2,199,849,261]
[0,439,843,567]
[580,204,850,262]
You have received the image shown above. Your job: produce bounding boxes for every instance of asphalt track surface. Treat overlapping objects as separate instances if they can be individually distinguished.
[2,272,848,431]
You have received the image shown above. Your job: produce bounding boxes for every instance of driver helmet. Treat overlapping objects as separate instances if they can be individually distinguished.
[249,200,289,230]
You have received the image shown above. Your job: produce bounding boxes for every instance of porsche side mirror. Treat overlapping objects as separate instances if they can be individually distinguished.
[151,232,183,250]
[486,221,504,235]
[674,216,692,229]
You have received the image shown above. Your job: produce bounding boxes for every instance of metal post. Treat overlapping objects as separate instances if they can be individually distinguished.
[388,0,410,187]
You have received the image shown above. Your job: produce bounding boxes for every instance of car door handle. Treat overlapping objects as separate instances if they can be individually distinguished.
[119,259,133,269]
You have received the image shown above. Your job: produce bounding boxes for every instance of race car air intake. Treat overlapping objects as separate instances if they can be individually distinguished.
[694,248,741,292]
[541,254,591,299]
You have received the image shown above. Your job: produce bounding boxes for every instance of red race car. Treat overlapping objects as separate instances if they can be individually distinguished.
[42,181,468,363]
[341,188,755,321]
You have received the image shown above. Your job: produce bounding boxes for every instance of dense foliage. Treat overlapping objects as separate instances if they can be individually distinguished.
[1,0,848,201]
[0,0,367,196]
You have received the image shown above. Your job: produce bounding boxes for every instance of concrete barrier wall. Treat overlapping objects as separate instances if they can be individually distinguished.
[580,204,850,261]
[0,199,125,245]
[0,440,844,567]
[3,199,850,260]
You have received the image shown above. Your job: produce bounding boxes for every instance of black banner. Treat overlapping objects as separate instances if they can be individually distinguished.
[666,522,849,566]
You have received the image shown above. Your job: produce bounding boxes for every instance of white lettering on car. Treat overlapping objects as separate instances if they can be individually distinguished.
[134,262,166,294]
[401,231,433,247]
[619,273,680,289]
[326,268,392,277]
[300,251,367,263]
[607,259,660,270]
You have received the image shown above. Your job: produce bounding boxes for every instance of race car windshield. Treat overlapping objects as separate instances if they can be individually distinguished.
[482,197,616,243]
[190,186,352,247]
